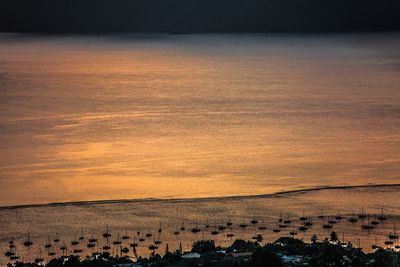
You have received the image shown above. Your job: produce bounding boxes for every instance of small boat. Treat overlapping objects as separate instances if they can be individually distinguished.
[361,224,374,230]
[371,220,379,225]
[71,236,79,245]
[377,208,387,221]
[45,236,52,248]
[130,237,138,248]
[173,224,181,235]
[5,250,14,257]
[358,208,367,219]
[53,233,60,243]
[9,246,19,260]
[362,224,374,230]
[283,219,292,224]
[372,244,380,249]
[371,237,380,250]
[121,247,129,253]
[10,253,20,261]
[349,217,358,223]
[371,216,380,225]
[322,224,332,229]
[389,227,399,240]
[250,217,258,225]
[60,243,67,251]
[89,234,98,243]
[122,230,130,240]
[73,249,82,253]
[298,225,308,232]
[211,230,219,235]
[9,238,15,248]
[272,224,281,232]
[227,233,235,238]
[48,247,56,256]
[34,250,44,263]
[103,225,111,238]
[384,239,394,245]
[361,216,374,230]
[23,232,33,246]
[218,224,226,231]
[328,217,337,224]
[304,219,313,227]
[146,231,153,238]
[348,212,358,223]
[158,223,162,234]
[299,211,307,221]
[318,210,325,219]
[180,220,186,231]
[79,228,85,240]
[191,227,201,234]
[148,244,158,250]
[258,223,267,230]
[339,233,346,246]
[191,221,201,233]
[239,223,248,228]
[87,242,96,248]
[283,214,292,224]
[113,234,122,245]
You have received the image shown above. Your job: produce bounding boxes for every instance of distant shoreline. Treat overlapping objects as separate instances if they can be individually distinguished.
[1,183,399,211]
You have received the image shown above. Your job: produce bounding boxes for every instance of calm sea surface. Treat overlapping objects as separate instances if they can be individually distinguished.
[1,33,399,206]
[0,33,400,264]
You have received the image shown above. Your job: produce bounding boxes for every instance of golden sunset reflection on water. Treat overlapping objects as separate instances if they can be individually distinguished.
[0,33,400,206]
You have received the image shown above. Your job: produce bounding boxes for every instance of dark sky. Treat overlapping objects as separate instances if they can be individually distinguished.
[1,0,400,33]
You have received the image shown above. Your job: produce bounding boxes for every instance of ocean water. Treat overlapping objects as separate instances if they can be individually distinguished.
[0,186,400,264]
[0,33,399,207]
[0,33,400,264]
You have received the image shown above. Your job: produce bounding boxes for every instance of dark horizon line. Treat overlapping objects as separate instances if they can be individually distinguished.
[1,30,400,35]
[1,183,399,211]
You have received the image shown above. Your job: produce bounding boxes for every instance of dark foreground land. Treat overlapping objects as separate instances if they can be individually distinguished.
[8,233,400,267]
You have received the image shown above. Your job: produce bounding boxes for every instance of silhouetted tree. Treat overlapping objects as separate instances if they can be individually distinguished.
[165,243,169,256]
[330,231,339,243]
[311,234,318,244]
[254,234,263,244]
[191,240,216,254]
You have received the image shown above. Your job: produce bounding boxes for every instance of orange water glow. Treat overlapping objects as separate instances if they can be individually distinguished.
[0,33,399,206]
